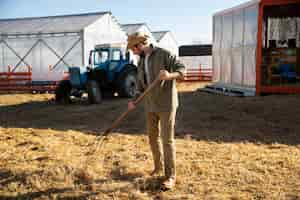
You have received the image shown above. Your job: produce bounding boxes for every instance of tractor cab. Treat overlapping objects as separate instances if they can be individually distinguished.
[89,44,129,71]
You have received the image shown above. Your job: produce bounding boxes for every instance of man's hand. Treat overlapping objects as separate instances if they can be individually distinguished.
[159,70,172,80]
[159,69,183,81]
[128,101,136,111]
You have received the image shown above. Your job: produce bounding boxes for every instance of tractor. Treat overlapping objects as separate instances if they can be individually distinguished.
[55,44,138,104]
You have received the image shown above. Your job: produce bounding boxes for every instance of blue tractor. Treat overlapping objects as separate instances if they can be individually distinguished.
[55,44,138,104]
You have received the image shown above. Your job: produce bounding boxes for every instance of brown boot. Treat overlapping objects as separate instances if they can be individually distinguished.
[161,177,175,190]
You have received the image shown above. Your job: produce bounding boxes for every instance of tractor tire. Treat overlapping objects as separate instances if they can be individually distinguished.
[55,80,72,104]
[118,69,138,98]
[87,80,102,104]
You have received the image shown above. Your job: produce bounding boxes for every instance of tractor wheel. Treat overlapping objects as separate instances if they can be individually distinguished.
[55,80,72,104]
[118,70,138,98]
[87,80,102,104]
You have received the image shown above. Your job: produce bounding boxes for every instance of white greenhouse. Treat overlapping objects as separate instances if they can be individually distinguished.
[213,0,300,95]
[0,12,127,82]
[152,31,178,56]
[213,0,259,90]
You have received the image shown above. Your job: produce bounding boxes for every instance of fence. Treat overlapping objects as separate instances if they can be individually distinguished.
[0,66,58,92]
[182,65,213,82]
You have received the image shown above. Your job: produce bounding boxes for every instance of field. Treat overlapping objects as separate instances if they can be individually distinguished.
[0,82,300,200]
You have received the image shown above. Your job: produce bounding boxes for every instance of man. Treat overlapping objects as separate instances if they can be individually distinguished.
[127,32,185,190]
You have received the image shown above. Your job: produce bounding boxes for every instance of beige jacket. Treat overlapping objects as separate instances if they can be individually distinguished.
[137,46,185,112]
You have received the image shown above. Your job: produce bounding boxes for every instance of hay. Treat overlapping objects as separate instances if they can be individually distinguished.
[1,128,299,199]
[1,90,300,199]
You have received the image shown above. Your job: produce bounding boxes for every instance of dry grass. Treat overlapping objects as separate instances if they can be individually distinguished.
[176,81,211,92]
[0,83,300,199]
[1,128,299,199]
[0,93,53,106]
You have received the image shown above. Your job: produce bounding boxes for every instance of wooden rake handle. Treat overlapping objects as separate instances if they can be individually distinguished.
[103,77,161,135]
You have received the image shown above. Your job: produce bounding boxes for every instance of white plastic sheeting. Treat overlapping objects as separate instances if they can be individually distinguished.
[0,34,82,81]
[213,3,258,88]
[243,6,258,86]
[220,14,233,83]
[153,31,178,56]
[41,35,82,81]
[232,10,244,85]
[84,14,127,66]
[0,12,127,81]
[212,15,222,82]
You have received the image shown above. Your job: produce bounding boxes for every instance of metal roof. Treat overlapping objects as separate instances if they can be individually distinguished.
[152,31,169,42]
[121,23,150,35]
[0,12,110,35]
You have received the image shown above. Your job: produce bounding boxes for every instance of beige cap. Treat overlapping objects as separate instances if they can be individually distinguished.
[127,32,149,50]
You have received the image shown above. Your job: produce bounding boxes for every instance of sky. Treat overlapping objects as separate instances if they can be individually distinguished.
[0,0,249,45]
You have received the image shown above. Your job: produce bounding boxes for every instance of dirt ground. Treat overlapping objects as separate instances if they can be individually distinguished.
[0,82,300,199]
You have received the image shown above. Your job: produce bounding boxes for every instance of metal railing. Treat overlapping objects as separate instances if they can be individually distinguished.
[0,65,58,92]
[181,65,213,82]
[0,65,32,86]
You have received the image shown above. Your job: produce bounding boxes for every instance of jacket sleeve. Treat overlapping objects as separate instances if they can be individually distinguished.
[165,51,185,79]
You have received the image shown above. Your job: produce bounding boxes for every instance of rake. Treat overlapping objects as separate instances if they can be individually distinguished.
[89,77,161,155]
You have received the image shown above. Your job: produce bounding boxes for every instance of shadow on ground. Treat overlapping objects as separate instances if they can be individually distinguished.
[1,91,300,145]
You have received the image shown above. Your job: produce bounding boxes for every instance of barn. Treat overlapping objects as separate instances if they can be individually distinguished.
[0,12,127,83]
[212,0,300,95]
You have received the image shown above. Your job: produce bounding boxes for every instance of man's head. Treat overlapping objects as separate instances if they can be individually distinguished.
[127,32,150,56]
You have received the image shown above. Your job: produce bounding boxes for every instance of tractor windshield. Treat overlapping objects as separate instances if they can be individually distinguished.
[94,50,109,64]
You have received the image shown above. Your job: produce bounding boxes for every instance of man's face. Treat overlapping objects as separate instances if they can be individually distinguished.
[131,43,143,56]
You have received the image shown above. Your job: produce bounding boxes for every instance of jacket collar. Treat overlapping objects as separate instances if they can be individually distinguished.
[141,44,158,58]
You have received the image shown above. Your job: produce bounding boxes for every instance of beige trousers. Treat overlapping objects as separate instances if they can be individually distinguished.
[146,111,176,179]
